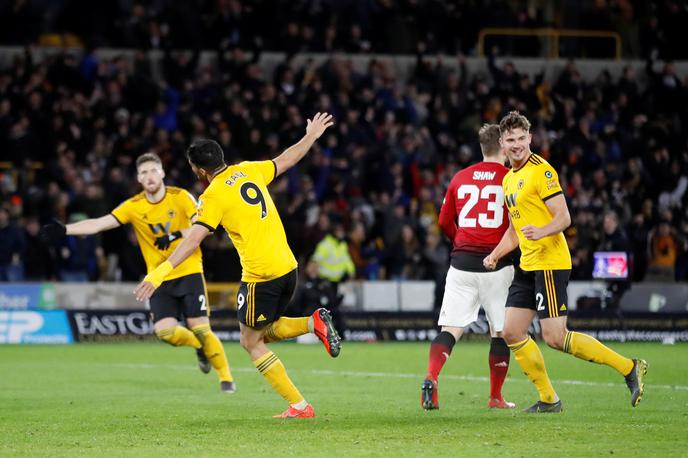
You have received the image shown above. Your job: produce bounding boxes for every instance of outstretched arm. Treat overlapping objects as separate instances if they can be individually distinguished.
[67,214,120,235]
[40,214,120,245]
[272,112,334,177]
[133,223,209,301]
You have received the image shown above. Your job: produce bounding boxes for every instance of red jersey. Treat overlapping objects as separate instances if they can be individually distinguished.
[438,161,509,256]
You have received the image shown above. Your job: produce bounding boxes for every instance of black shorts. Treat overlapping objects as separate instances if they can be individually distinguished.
[237,269,297,329]
[506,268,570,319]
[149,273,209,323]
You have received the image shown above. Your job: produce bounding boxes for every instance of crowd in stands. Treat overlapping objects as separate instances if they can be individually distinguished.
[0,0,687,59]
[0,41,686,289]
[0,3,686,291]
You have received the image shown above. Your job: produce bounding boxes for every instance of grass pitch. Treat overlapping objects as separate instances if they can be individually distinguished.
[1,341,686,457]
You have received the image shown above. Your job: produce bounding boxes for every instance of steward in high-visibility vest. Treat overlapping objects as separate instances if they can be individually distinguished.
[312,231,355,283]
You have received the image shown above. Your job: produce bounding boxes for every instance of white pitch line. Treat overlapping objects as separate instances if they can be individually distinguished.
[107,362,688,392]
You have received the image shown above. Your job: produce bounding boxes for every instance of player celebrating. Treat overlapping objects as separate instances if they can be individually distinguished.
[421,124,516,411]
[484,111,647,412]
[134,112,341,419]
[40,153,235,392]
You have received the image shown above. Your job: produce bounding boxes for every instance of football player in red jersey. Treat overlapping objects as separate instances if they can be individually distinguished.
[421,124,516,410]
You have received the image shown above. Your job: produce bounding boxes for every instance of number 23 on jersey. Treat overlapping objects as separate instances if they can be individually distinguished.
[457,184,504,229]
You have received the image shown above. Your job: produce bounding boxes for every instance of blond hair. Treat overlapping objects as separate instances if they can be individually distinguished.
[136,152,163,169]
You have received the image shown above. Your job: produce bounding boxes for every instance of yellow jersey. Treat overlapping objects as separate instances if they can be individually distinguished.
[502,153,572,271]
[111,186,203,280]
[195,160,297,283]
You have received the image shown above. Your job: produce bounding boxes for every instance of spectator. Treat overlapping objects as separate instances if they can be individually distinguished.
[647,220,678,281]
[0,35,686,284]
[0,207,25,281]
[23,216,55,280]
[117,226,146,282]
[56,213,104,282]
[290,259,337,317]
[597,210,631,313]
[629,213,651,282]
[386,223,424,280]
[312,222,355,288]
[421,229,449,309]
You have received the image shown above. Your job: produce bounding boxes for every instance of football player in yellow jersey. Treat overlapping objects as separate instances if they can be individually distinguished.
[483,111,647,413]
[134,112,342,419]
[40,153,235,393]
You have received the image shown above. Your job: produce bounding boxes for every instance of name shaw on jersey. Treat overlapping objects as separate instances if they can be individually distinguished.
[472,171,497,180]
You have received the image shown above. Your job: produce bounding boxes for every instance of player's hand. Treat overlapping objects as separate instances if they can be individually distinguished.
[134,280,157,302]
[154,231,182,250]
[483,254,498,270]
[134,260,173,301]
[39,219,66,245]
[306,112,334,139]
[521,225,545,241]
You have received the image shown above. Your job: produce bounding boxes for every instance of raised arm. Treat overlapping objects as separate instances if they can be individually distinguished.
[272,112,334,177]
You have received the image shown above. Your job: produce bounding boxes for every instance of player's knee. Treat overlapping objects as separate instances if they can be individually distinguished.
[542,328,565,350]
[501,328,524,345]
[191,324,211,344]
[156,327,179,346]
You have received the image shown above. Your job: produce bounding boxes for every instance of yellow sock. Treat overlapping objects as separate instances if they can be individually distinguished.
[563,331,634,376]
[254,351,304,405]
[192,324,234,382]
[509,337,558,403]
[156,326,201,349]
[264,317,310,343]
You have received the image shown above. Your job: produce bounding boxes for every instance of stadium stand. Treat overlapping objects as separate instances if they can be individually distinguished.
[0,0,686,288]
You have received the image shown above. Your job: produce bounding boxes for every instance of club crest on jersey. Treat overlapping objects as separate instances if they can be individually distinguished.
[167,209,175,219]
[517,179,525,189]
[545,170,553,178]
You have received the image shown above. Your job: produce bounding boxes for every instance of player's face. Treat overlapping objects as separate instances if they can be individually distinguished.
[137,161,164,194]
[501,128,531,165]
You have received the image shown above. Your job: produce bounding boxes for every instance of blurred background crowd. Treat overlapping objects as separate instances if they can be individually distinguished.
[0,0,686,296]
[1,0,687,59]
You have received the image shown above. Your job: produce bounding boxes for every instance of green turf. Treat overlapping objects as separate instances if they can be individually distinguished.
[1,341,686,457]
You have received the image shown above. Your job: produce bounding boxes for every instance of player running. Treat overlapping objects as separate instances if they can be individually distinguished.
[422,124,516,410]
[134,112,341,419]
[484,111,647,412]
[40,152,235,392]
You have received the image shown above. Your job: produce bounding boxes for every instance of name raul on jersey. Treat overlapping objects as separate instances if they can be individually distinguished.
[225,171,247,186]
[472,171,496,180]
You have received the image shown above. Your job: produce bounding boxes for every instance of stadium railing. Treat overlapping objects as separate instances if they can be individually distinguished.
[477,27,622,60]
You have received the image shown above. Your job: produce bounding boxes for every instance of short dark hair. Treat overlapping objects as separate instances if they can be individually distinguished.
[499,111,531,135]
[136,152,163,169]
[186,139,225,170]
[478,124,501,157]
